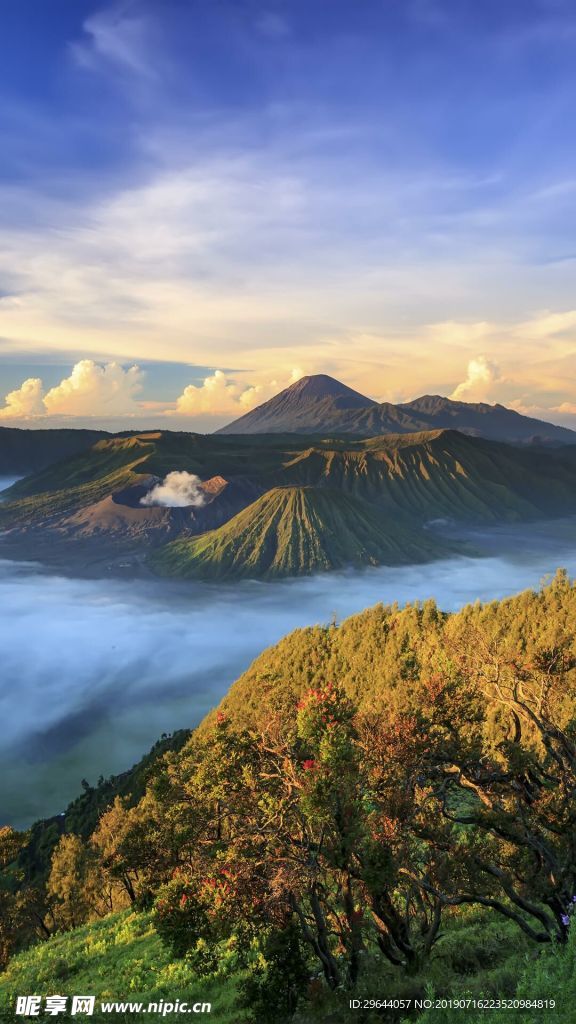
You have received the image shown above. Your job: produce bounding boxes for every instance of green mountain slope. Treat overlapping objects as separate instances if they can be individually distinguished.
[202,570,576,733]
[276,429,576,521]
[4,428,576,531]
[149,485,446,580]
[3,427,576,579]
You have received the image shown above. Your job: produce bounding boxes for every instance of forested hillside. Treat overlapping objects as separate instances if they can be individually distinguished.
[2,573,576,1021]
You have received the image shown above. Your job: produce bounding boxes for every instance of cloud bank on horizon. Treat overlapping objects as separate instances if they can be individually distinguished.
[0,0,576,429]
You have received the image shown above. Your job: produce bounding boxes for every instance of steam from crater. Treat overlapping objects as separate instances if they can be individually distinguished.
[140,471,207,508]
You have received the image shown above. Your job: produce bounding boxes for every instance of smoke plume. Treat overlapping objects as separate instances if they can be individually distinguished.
[140,471,207,508]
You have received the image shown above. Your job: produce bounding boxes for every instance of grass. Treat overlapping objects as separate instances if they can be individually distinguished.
[0,902,571,1023]
[4,427,576,578]
[148,486,447,580]
[402,918,576,1024]
[0,911,247,1023]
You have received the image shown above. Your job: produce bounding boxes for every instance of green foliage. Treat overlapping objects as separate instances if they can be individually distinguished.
[17,731,190,889]
[0,910,248,1023]
[153,878,212,958]
[237,922,309,1023]
[149,486,448,580]
[4,576,576,1020]
[407,917,576,1024]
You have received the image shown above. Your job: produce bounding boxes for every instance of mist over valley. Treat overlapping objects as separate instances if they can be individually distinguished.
[3,517,576,828]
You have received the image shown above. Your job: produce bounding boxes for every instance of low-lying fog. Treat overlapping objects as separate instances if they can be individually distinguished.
[2,517,576,828]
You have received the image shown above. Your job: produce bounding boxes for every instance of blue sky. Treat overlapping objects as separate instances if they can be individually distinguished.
[1,0,576,429]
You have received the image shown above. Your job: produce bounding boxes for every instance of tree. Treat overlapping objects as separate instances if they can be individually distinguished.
[411,628,576,944]
[0,827,50,967]
[47,834,97,929]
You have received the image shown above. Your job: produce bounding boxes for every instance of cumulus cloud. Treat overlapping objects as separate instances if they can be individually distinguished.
[0,360,144,421]
[174,368,304,417]
[43,360,143,416]
[450,356,501,402]
[140,471,207,508]
[0,378,45,420]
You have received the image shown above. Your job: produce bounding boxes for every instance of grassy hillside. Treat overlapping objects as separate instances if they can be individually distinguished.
[4,428,576,530]
[278,429,576,520]
[0,911,247,1024]
[148,485,448,580]
[0,907,538,1024]
[0,437,157,525]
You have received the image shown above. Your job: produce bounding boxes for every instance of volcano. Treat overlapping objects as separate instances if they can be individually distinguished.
[217,374,576,444]
[215,374,374,435]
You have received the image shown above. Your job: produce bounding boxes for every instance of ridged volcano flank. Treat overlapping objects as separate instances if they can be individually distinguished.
[215,374,374,434]
[148,485,446,581]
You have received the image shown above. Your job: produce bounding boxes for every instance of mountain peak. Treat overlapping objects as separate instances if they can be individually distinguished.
[283,374,373,403]
[216,374,576,443]
[216,374,374,434]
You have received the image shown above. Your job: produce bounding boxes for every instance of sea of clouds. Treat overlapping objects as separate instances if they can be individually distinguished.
[2,518,576,827]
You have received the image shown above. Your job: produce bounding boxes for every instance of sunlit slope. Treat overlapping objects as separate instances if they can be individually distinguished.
[0,431,296,526]
[0,436,157,525]
[149,485,446,580]
[202,571,576,732]
[277,430,576,521]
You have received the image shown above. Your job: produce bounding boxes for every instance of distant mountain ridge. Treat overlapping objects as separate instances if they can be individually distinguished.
[217,374,576,444]
[0,426,110,475]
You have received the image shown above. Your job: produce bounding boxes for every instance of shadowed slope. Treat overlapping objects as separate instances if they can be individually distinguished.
[215,373,375,434]
[218,374,576,443]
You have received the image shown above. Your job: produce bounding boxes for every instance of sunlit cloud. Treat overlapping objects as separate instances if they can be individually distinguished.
[0,360,144,421]
[0,378,45,420]
[174,368,304,417]
[2,1,576,430]
[450,356,501,402]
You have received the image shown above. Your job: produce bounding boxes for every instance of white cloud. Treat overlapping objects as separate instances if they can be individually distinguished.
[0,360,144,422]
[70,4,157,80]
[174,368,304,417]
[175,371,250,416]
[512,309,576,340]
[43,360,143,417]
[450,356,501,402]
[140,471,207,508]
[0,378,45,420]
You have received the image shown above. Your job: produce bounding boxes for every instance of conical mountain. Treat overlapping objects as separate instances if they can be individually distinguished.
[215,374,374,435]
[217,374,576,444]
[149,485,447,581]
